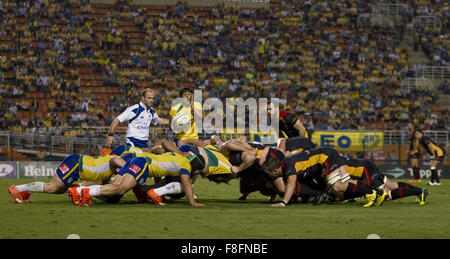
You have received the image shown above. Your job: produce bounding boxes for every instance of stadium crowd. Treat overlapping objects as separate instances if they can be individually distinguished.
[0,0,449,136]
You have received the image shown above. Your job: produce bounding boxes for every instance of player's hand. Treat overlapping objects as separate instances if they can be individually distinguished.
[106,135,115,147]
[191,202,205,207]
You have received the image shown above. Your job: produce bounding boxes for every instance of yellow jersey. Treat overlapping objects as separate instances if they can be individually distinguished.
[203,145,232,176]
[170,102,202,140]
[132,152,192,178]
[79,155,116,182]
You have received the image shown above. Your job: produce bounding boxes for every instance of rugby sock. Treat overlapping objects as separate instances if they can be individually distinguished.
[154,182,183,196]
[413,167,420,180]
[88,185,101,196]
[296,183,322,197]
[397,182,422,194]
[389,187,420,200]
[431,168,439,183]
[76,185,101,196]
[15,182,45,193]
[343,182,373,200]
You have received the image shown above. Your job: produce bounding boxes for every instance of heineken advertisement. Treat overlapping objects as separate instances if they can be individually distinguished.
[19,161,60,178]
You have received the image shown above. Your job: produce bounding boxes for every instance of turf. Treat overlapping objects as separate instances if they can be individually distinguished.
[1,178,449,239]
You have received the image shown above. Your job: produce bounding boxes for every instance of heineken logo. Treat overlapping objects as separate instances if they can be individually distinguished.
[20,162,59,178]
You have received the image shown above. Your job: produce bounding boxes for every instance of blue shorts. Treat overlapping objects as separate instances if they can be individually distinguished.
[110,145,125,156]
[117,157,149,185]
[126,137,149,148]
[178,144,200,155]
[121,152,136,162]
[56,154,81,185]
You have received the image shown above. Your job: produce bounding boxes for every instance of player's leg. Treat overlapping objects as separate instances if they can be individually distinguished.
[98,174,138,196]
[328,166,378,207]
[16,173,68,194]
[386,180,429,205]
[10,174,65,203]
[77,157,147,206]
[296,182,327,205]
[429,159,441,185]
[148,181,183,205]
[10,154,80,203]
[74,174,137,206]
[410,157,421,183]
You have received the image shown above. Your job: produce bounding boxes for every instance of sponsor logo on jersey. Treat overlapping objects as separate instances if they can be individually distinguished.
[129,164,141,174]
[59,163,69,174]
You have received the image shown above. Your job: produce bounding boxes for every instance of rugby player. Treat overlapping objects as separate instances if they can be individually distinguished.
[70,152,206,207]
[169,88,205,145]
[161,139,235,183]
[407,122,421,182]
[8,154,125,204]
[342,157,430,205]
[415,129,446,185]
[265,148,381,207]
[267,100,310,139]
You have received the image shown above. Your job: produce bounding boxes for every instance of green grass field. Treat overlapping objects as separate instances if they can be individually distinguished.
[1,178,449,239]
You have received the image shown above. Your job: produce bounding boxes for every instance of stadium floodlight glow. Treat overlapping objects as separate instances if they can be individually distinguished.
[170,90,279,137]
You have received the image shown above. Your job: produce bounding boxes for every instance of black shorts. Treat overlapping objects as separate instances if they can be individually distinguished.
[286,136,315,153]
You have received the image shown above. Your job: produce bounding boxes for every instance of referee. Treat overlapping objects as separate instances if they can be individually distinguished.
[106,88,169,149]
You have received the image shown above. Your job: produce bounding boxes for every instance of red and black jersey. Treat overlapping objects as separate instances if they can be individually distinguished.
[282,148,344,188]
[279,111,310,139]
[343,157,386,189]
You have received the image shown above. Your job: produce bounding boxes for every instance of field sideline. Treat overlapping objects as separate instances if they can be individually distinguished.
[1,178,449,239]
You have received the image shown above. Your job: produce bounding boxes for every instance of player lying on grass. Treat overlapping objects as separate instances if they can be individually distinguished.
[263,147,385,207]
[8,154,126,204]
[340,157,430,205]
[68,151,206,207]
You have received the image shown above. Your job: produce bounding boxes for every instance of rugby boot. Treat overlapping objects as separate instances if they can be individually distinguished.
[8,185,24,204]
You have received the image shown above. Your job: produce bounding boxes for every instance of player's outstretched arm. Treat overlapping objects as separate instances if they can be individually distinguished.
[272,175,296,207]
[272,177,286,197]
[161,139,188,156]
[180,174,204,207]
[178,138,207,147]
